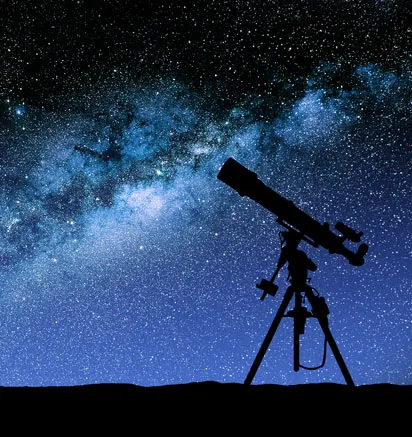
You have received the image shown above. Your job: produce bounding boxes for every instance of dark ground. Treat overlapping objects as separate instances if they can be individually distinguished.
[0,381,409,431]
[1,380,409,402]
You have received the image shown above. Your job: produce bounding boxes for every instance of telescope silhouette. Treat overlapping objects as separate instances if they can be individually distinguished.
[217,157,369,385]
[217,158,368,266]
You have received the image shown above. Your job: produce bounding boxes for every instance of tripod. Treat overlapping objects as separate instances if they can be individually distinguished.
[244,230,355,386]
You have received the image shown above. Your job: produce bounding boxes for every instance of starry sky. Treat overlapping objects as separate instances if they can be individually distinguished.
[0,0,411,387]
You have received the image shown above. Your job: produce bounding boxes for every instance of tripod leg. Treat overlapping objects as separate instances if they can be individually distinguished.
[305,292,355,386]
[244,286,295,385]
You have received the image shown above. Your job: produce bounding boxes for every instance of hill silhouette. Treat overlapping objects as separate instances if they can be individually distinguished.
[1,380,409,402]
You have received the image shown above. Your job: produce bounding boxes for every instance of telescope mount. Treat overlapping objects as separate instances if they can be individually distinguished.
[245,229,355,386]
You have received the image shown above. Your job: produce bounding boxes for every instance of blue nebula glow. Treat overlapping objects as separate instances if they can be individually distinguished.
[273,89,354,148]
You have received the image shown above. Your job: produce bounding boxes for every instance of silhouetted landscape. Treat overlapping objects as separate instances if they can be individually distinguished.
[1,381,410,404]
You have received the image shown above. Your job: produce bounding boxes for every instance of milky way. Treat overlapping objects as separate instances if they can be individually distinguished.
[1,1,411,386]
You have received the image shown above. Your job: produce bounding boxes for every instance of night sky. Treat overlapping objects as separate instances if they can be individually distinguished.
[1,0,411,387]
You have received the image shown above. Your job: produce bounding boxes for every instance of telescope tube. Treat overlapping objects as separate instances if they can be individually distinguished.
[217,158,368,266]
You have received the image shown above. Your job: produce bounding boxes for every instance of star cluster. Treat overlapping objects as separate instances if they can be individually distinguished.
[0,1,411,386]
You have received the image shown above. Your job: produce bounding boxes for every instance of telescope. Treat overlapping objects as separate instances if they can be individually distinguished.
[217,158,368,385]
[217,158,368,266]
